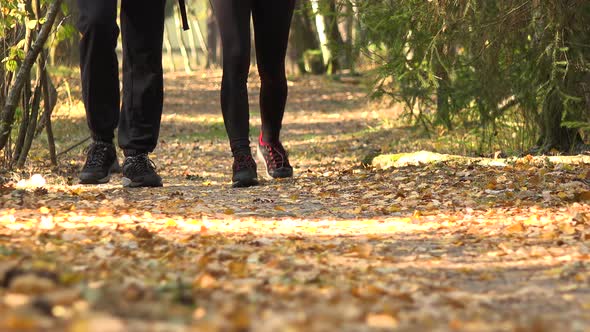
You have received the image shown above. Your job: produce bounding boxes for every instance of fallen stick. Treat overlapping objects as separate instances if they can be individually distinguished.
[57,136,91,157]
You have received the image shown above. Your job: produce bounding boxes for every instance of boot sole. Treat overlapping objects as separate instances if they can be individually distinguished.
[79,161,120,185]
[122,177,163,188]
[79,174,111,185]
[232,178,259,188]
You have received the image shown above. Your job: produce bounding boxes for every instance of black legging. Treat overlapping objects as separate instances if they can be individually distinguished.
[212,0,295,155]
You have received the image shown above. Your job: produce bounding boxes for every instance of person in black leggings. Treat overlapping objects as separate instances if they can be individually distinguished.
[213,0,296,188]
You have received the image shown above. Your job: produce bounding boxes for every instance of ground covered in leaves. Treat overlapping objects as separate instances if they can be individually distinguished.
[1,71,590,331]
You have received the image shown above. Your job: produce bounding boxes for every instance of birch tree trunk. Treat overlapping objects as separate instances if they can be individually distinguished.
[311,0,332,70]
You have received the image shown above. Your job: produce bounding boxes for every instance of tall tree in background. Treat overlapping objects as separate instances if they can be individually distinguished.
[206,6,219,68]
[324,0,345,73]
[311,0,344,74]
[289,1,320,74]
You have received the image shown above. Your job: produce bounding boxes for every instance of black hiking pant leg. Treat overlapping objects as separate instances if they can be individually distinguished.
[77,0,120,143]
[77,0,167,155]
[118,0,167,155]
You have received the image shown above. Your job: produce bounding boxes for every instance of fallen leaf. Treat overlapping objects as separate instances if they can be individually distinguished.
[366,313,398,329]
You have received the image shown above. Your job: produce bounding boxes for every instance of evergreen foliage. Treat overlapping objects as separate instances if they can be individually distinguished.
[359,0,590,153]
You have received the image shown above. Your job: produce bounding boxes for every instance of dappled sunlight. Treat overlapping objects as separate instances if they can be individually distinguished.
[162,113,225,125]
[3,70,590,331]
[2,188,589,329]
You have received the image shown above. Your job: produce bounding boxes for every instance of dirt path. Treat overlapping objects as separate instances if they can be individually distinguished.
[1,71,590,332]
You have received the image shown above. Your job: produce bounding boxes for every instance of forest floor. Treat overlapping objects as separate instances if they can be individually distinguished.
[1,70,590,332]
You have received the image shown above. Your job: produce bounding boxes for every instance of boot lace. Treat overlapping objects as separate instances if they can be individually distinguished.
[85,142,112,168]
[125,154,157,175]
[234,154,256,172]
[263,143,288,170]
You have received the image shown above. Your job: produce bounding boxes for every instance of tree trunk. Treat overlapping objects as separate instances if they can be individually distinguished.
[311,0,344,75]
[12,22,35,165]
[40,63,57,166]
[186,19,199,67]
[173,10,193,73]
[536,87,582,153]
[311,0,331,72]
[192,18,208,68]
[343,0,354,71]
[16,68,43,168]
[206,6,219,68]
[325,0,345,72]
[164,25,177,72]
[435,45,456,130]
[289,1,320,74]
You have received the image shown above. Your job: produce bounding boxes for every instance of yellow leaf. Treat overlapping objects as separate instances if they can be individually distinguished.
[224,208,235,215]
[352,284,385,299]
[479,272,495,281]
[1,313,39,330]
[39,206,50,214]
[228,261,248,278]
[561,224,576,235]
[230,306,251,329]
[70,188,83,196]
[387,205,400,213]
[544,267,564,277]
[9,274,57,294]
[524,215,540,226]
[541,231,557,240]
[193,273,217,289]
[578,191,590,202]
[506,222,524,233]
[351,243,373,258]
[366,313,398,329]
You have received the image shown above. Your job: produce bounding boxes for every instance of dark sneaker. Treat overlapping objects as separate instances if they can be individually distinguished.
[79,141,119,184]
[257,136,294,179]
[232,153,259,188]
[122,153,163,188]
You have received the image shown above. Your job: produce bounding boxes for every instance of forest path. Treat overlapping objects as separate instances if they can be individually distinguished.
[1,71,590,331]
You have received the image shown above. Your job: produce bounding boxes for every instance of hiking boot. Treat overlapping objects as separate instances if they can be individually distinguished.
[122,153,163,188]
[79,141,119,184]
[257,135,294,179]
[232,152,259,188]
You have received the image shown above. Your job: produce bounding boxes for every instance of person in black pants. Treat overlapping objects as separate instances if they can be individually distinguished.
[76,0,165,187]
[213,0,296,187]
